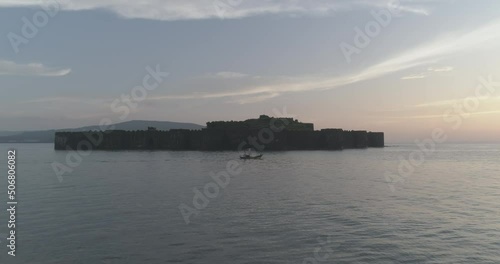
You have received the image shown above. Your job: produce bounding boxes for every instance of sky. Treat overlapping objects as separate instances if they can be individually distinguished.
[0,0,499,143]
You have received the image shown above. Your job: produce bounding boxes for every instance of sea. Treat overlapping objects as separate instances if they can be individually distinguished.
[0,143,499,264]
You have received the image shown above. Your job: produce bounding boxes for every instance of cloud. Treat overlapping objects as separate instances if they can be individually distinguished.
[381,110,500,120]
[413,99,457,107]
[401,73,426,80]
[0,0,434,20]
[0,60,71,77]
[413,96,500,108]
[89,17,499,104]
[209,71,249,79]
[396,5,431,16]
[229,92,280,104]
[401,66,453,80]
[149,15,500,102]
[154,18,500,103]
[21,96,106,105]
[427,66,454,72]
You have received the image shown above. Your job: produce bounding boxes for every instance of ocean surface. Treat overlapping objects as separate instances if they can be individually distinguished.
[0,143,499,264]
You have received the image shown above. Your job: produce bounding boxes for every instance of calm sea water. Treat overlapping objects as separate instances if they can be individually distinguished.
[0,143,499,264]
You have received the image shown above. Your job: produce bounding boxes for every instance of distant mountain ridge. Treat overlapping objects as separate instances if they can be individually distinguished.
[71,120,204,131]
[0,120,205,143]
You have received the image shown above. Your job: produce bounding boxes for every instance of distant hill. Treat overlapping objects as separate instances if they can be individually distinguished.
[0,120,205,143]
[0,131,20,137]
[0,130,56,143]
[70,120,204,132]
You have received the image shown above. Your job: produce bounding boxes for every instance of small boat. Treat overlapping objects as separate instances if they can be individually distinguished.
[240,154,263,160]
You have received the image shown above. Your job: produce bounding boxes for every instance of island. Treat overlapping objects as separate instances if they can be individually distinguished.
[54,115,384,151]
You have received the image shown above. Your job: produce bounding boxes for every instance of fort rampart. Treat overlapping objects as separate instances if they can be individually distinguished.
[54,115,384,151]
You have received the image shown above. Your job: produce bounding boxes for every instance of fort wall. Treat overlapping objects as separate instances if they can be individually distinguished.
[54,116,384,151]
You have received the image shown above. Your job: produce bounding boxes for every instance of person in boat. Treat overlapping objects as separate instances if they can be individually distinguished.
[243,148,252,158]
[241,148,263,159]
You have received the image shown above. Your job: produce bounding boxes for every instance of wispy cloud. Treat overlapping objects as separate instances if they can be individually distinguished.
[0,60,71,77]
[397,5,431,16]
[229,92,280,104]
[428,66,454,72]
[21,96,106,105]
[208,71,249,79]
[146,19,500,104]
[401,65,454,80]
[401,73,427,80]
[413,99,458,107]
[0,0,435,20]
[382,110,500,120]
[414,96,500,108]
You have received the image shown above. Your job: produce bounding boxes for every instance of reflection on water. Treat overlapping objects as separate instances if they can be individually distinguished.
[0,143,499,263]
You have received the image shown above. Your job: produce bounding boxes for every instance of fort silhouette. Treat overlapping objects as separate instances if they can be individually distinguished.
[54,115,384,150]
